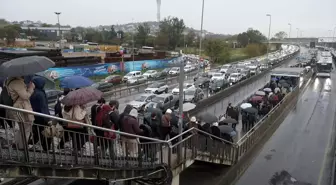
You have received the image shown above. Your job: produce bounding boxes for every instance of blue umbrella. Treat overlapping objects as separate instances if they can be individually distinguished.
[60,76,94,89]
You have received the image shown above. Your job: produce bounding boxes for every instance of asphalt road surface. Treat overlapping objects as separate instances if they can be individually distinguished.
[235,72,336,184]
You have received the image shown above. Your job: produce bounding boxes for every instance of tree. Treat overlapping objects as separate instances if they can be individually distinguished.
[274,31,287,40]
[237,32,249,47]
[2,25,22,44]
[185,30,196,47]
[237,29,267,47]
[109,25,117,40]
[244,44,267,57]
[204,39,231,63]
[136,23,151,46]
[158,17,186,50]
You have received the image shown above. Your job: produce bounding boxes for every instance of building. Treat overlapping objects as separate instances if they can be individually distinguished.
[21,26,71,40]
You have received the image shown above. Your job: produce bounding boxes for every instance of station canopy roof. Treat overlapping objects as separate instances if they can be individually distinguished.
[271,68,306,77]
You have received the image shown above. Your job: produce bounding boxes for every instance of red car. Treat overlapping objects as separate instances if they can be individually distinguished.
[103,75,122,85]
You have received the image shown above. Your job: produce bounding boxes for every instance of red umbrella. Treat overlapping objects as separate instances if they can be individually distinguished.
[250,96,263,102]
[61,87,103,106]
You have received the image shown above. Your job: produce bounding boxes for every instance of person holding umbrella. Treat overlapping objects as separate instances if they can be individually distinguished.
[0,56,55,149]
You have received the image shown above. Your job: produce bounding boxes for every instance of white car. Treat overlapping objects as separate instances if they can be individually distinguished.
[145,82,169,94]
[128,94,157,110]
[184,66,193,72]
[220,64,231,73]
[248,65,259,74]
[211,72,226,81]
[171,83,195,95]
[169,67,180,75]
[123,71,142,82]
[228,73,242,83]
[142,70,158,78]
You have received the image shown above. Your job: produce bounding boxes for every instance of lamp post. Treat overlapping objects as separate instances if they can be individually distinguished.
[288,23,292,38]
[333,26,336,48]
[266,14,271,61]
[132,18,135,70]
[54,12,61,49]
[296,28,299,38]
[198,0,205,73]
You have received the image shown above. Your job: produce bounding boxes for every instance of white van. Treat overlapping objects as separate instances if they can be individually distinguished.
[123,71,142,82]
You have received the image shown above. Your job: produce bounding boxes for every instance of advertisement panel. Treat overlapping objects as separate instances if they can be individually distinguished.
[45,58,177,80]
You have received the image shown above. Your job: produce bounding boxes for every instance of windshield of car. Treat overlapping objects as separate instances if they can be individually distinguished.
[152,96,165,103]
[222,65,230,69]
[184,89,195,95]
[135,95,147,102]
[105,76,113,80]
[213,73,222,77]
[149,83,161,88]
[125,73,134,77]
[183,84,192,88]
[171,67,179,71]
[231,74,238,78]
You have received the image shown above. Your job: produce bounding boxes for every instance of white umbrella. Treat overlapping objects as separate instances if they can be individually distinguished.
[240,103,252,109]
[263,88,272,92]
[182,102,196,112]
[255,91,266,96]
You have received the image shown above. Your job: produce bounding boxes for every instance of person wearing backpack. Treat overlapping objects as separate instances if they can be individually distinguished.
[5,76,35,149]
[90,98,105,126]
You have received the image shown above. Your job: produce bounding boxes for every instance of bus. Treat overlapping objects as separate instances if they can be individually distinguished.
[316,56,333,77]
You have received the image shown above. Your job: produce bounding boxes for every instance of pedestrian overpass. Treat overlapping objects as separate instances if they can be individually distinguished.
[0,77,305,185]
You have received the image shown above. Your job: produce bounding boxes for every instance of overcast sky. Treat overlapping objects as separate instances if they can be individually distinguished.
[1,0,335,37]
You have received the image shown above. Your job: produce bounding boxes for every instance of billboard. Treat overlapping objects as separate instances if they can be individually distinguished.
[45,58,177,80]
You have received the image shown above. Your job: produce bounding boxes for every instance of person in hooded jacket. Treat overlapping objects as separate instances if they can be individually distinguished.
[118,104,133,131]
[30,76,51,150]
[120,108,143,156]
[6,76,35,149]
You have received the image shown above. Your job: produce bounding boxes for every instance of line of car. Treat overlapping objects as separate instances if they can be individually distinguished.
[127,46,298,113]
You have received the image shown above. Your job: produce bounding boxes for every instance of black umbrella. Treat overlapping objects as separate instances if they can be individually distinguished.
[0,56,55,77]
[218,125,234,134]
[198,112,218,124]
[243,107,258,114]
[219,118,238,125]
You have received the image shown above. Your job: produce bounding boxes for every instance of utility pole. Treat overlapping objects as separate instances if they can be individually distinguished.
[288,23,292,38]
[266,14,271,61]
[132,18,135,70]
[54,12,62,49]
[198,0,205,73]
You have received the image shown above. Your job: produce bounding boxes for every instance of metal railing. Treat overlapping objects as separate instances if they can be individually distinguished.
[0,103,237,174]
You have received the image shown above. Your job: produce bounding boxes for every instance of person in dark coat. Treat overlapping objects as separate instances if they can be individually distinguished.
[30,76,51,150]
[226,103,235,118]
[118,104,133,132]
[231,107,239,130]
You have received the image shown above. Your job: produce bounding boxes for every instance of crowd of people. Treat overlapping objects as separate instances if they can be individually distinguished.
[0,73,296,158]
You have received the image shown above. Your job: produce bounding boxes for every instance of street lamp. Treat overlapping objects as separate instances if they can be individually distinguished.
[132,18,135,70]
[296,28,299,38]
[266,14,271,61]
[333,26,336,42]
[288,23,292,38]
[54,12,62,49]
[198,0,205,73]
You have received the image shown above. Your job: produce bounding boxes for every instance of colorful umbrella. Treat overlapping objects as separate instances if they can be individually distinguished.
[61,87,103,106]
[263,88,272,92]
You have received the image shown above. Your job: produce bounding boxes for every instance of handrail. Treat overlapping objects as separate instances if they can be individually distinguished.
[167,127,237,146]
[237,85,300,145]
[0,103,165,143]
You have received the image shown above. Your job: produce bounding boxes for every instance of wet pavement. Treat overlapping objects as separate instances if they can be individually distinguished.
[235,75,336,184]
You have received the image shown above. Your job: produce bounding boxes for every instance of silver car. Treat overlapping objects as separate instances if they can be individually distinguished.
[128,94,157,110]
[127,76,147,85]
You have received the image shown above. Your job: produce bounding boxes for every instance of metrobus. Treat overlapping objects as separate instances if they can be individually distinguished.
[316,57,333,78]
[271,68,306,88]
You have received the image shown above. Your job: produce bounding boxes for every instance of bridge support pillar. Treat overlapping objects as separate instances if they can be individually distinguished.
[172,174,180,185]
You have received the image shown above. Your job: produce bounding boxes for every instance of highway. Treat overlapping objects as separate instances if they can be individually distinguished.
[235,65,336,184]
